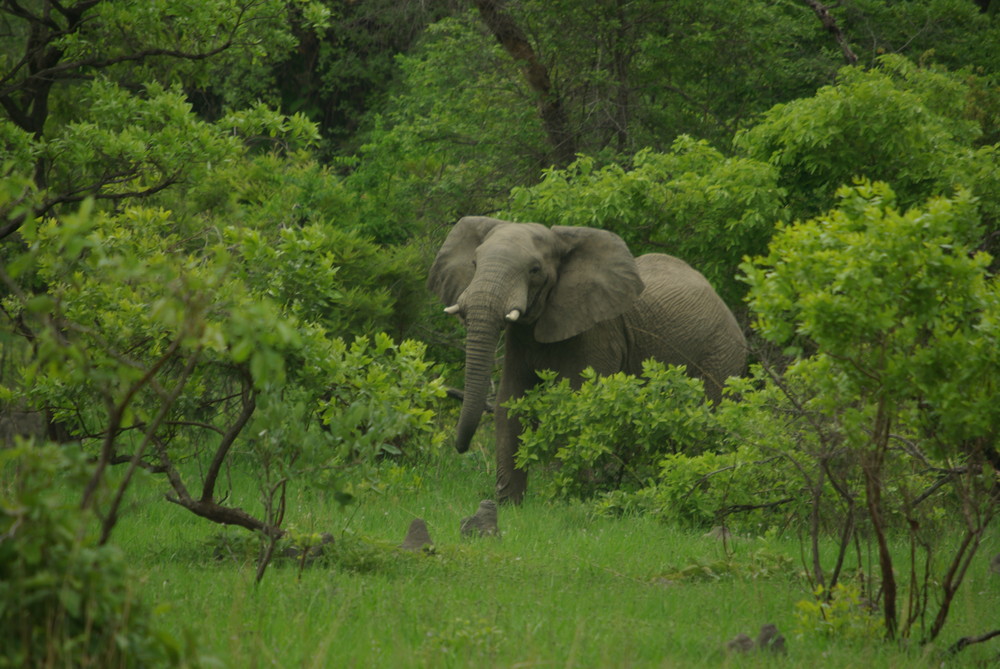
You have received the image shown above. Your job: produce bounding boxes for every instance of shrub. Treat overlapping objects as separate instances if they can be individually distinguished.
[0,443,196,667]
[742,181,1000,641]
[508,361,726,500]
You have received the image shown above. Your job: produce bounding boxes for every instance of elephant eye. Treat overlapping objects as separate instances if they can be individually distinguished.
[529,264,541,275]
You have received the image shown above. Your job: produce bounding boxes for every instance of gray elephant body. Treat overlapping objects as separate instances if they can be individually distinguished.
[429,217,745,503]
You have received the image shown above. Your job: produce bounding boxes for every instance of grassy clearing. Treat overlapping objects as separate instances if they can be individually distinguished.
[111,447,999,668]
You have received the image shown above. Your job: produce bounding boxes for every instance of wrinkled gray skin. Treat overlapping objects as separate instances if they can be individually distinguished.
[428,217,746,504]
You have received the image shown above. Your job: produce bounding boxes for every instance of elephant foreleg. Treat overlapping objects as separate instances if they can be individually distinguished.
[494,330,537,504]
[494,401,527,504]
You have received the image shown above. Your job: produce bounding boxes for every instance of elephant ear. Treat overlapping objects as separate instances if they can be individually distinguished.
[427,217,505,304]
[535,226,644,343]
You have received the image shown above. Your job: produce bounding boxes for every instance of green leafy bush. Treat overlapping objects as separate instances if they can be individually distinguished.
[320,334,446,462]
[601,448,798,530]
[2,192,445,546]
[231,221,424,340]
[795,584,884,642]
[735,56,1000,229]
[0,443,196,667]
[508,361,725,499]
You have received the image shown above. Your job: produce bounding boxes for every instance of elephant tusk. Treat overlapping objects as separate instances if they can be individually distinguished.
[444,304,461,315]
[505,309,520,322]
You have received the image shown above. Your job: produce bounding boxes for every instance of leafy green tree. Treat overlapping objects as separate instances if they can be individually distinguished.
[743,181,1000,642]
[345,2,1000,254]
[840,0,1000,72]
[0,0,319,235]
[735,56,1000,230]
[346,13,548,243]
[264,0,454,155]
[2,198,445,544]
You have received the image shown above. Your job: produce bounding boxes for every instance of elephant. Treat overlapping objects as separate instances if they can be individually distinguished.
[428,216,746,504]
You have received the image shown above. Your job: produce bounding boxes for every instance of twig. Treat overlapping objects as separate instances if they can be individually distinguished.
[99,345,202,545]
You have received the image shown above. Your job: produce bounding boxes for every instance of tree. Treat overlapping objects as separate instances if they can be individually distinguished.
[735,56,1000,259]
[0,0,444,553]
[0,0,311,236]
[743,181,1000,642]
[472,0,576,166]
[265,0,454,156]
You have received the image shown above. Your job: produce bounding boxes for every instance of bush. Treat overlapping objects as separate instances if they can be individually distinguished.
[508,361,726,500]
[742,181,1000,641]
[735,56,1000,232]
[2,190,446,550]
[0,443,196,667]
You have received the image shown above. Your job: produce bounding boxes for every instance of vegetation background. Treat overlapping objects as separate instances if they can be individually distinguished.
[2,1,999,666]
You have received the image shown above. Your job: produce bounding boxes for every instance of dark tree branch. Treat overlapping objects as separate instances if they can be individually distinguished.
[165,494,285,539]
[108,454,166,473]
[0,173,181,240]
[948,629,1000,654]
[99,345,203,545]
[0,41,239,101]
[201,371,256,503]
[802,0,859,66]
[80,327,185,511]
[720,497,794,515]
[157,429,283,539]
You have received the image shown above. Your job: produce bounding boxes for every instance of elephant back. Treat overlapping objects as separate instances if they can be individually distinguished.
[625,254,746,402]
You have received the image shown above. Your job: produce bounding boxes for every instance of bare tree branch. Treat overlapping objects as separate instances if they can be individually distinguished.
[99,344,203,545]
[201,371,256,503]
[949,629,1000,654]
[802,0,859,66]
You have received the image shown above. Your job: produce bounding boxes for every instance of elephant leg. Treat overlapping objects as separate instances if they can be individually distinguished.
[494,329,537,504]
[494,401,527,504]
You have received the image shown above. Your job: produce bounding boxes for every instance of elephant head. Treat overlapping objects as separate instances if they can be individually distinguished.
[428,217,644,453]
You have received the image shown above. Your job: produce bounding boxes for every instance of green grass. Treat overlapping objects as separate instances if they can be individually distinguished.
[111,449,1000,668]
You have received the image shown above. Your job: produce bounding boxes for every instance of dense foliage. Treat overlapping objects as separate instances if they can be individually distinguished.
[0,443,194,667]
[743,182,999,640]
[2,0,1000,661]
[509,362,724,500]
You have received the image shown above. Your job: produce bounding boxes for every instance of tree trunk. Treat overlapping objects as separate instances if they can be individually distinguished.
[472,0,577,166]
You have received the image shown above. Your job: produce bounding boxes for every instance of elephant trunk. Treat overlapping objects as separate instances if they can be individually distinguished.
[455,316,500,453]
[454,269,524,453]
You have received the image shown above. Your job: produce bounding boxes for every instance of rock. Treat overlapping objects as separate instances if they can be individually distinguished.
[725,633,754,654]
[703,525,732,541]
[460,499,499,537]
[400,518,434,552]
[990,553,1000,574]
[756,623,786,654]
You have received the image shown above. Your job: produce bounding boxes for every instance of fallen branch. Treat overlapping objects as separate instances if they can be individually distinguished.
[948,629,1000,654]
